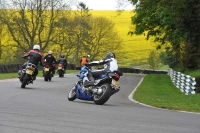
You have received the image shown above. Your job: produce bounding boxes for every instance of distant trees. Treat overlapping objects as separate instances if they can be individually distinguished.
[129,0,200,69]
[0,0,70,53]
[52,2,122,64]
[0,1,122,65]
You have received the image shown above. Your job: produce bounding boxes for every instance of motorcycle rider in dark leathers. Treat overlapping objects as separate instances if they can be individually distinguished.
[57,54,68,72]
[84,52,119,86]
[19,44,44,81]
[43,50,57,76]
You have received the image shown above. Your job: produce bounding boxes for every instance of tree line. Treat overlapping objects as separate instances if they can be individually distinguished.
[0,0,123,66]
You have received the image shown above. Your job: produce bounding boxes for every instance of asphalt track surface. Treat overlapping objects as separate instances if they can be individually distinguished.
[0,73,200,133]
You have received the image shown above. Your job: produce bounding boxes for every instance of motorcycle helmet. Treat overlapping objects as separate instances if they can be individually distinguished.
[48,50,53,55]
[106,52,115,59]
[33,44,40,51]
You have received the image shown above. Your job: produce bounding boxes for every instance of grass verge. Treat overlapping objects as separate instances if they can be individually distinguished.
[133,74,200,113]
[0,70,79,80]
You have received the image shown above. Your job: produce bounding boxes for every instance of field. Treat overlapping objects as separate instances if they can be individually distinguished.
[91,10,158,67]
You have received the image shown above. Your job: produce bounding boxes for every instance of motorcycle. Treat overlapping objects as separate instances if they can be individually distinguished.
[57,63,65,77]
[68,66,123,105]
[43,64,53,81]
[18,62,36,88]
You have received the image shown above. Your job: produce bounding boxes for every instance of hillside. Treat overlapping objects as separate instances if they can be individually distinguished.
[91,10,157,67]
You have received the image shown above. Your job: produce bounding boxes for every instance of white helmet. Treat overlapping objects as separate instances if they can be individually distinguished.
[48,50,53,54]
[33,44,40,51]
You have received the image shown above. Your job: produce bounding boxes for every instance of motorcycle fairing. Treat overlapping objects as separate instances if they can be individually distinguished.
[76,83,93,101]
[79,72,85,79]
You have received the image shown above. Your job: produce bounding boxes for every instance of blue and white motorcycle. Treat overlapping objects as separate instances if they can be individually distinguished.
[68,66,123,105]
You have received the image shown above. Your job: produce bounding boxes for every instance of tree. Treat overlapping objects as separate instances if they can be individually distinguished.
[0,0,71,52]
[54,2,122,65]
[148,50,160,70]
[129,0,200,69]
[87,16,122,61]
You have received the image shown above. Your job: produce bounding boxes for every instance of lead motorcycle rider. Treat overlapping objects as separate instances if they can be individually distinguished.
[84,52,119,87]
[19,44,44,81]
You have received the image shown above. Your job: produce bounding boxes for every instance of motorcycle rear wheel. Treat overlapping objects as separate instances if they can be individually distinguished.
[68,85,77,101]
[93,83,112,105]
[58,70,63,77]
[44,72,49,81]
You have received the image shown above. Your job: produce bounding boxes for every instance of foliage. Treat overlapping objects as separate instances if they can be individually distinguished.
[148,50,160,70]
[130,0,200,69]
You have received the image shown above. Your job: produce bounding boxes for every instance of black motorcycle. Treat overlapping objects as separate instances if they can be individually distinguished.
[57,63,65,77]
[43,64,53,81]
[18,62,36,88]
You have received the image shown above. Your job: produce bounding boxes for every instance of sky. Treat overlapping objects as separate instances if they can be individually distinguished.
[1,0,135,10]
[72,0,135,10]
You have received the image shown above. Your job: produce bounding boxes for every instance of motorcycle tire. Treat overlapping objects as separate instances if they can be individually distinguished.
[21,74,30,88]
[68,85,77,101]
[58,70,63,77]
[49,73,52,81]
[93,83,112,105]
[44,73,49,81]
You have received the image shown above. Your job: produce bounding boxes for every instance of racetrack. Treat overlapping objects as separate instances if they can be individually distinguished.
[0,73,200,133]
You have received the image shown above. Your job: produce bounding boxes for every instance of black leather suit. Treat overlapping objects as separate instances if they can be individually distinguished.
[22,49,43,77]
[44,54,57,74]
[57,57,68,70]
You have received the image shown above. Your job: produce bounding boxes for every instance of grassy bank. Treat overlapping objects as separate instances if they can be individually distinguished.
[133,74,200,113]
[0,70,79,80]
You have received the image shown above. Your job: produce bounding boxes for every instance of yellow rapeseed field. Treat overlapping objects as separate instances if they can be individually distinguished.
[91,10,158,67]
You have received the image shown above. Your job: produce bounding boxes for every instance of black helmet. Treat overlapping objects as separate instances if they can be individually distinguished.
[106,52,115,59]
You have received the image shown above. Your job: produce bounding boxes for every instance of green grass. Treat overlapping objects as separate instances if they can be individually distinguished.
[133,74,200,113]
[183,69,200,78]
[159,65,169,70]
[0,70,79,80]
[172,67,200,78]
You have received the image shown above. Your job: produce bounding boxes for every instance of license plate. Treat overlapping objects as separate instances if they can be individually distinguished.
[26,69,33,75]
[58,67,62,69]
[44,68,49,71]
[112,79,119,87]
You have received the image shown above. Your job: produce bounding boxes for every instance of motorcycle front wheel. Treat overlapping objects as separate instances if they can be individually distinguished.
[21,74,31,88]
[93,83,112,105]
[68,84,77,101]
